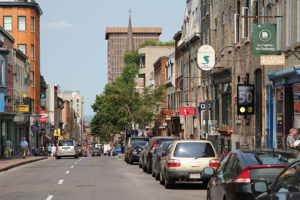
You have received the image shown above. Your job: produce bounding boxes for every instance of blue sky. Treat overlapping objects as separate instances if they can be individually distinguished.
[38,0,186,118]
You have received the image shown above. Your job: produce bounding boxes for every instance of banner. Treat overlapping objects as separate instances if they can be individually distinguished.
[253,24,276,56]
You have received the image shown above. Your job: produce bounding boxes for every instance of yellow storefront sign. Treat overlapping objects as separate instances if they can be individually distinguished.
[54,128,61,137]
[14,104,29,112]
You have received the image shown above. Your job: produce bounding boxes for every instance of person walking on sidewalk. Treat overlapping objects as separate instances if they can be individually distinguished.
[20,138,28,159]
[47,144,52,156]
[51,144,56,157]
[4,139,13,159]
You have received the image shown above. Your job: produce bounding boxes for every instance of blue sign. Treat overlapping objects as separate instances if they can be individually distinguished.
[0,93,4,112]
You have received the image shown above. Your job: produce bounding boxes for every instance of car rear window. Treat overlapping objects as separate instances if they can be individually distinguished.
[133,141,148,148]
[130,138,148,145]
[173,142,215,158]
[156,138,177,147]
[58,140,74,146]
[254,152,298,165]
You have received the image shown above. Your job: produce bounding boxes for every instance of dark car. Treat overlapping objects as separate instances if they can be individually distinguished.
[124,137,149,163]
[204,150,299,200]
[92,148,101,157]
[127,141,148,164]
[142,136,179,174]
[77,146,83,157]
[152,141,174,180]
[254,158,300,200]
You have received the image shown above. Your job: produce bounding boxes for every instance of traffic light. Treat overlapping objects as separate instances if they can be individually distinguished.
[237,84,254,115]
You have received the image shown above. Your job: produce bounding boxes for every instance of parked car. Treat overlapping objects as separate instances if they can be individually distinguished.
[142,136,179,174]
[159,140,219,189]
[56,139,79,159]
[92,148,101,157]
[83,150,88,157]
[77,146,83,157]
[113,145,122,156]
[152,141,174,180]
[127,140,148,164]
[204,149,299,200]
[124,137,149,163]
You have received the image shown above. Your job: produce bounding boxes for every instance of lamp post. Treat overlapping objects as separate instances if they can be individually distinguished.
[215,45,248,149]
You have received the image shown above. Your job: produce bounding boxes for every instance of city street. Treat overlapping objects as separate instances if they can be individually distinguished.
[0,156,207,200]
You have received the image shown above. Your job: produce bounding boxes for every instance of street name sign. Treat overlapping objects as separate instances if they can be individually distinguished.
[15,104,29,112]
[197,45,215,71]
[260,55,285,66]
[179,107,195,116]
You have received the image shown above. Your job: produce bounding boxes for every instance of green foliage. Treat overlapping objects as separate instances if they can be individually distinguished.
[91,48,165,140]
[139,40,175,48]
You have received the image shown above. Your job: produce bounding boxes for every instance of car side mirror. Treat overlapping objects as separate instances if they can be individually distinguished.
[252,181,268,193]
[203,167,215,176]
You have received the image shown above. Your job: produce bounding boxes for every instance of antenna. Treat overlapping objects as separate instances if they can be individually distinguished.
[129,8,132,17]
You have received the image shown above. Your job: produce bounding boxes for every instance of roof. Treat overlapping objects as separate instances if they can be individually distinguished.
[105,27,162,40]
[0,25,15,43]
[0,1,43,16]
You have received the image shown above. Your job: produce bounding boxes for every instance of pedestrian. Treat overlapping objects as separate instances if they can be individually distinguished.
[4,138,13,159]
[286,128,298,149]
[20,137,28,159]
[47,144,52,156]
[51,144,56,157]
[221,146,228,160]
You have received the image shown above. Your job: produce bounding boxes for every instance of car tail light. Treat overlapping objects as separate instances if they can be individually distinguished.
[132,150,137,154]
[151,139,158,150]
[159,156,163,160]
[56,147,58,151]
[74,146,77,150]
[168,159,181,167]
[209,159,220,167]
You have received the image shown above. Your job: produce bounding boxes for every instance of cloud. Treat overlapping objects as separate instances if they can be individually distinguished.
[42,20,72,29]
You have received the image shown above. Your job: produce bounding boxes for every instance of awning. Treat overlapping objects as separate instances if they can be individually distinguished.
[268,65,300,87]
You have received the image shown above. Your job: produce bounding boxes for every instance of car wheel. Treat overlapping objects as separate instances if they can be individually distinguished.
[155,171,160,181]
[56,156,61,159]
[164,177,173,189]
[206,189,211,200]
[75,156,78,159]
[159,172,164,185]
[147,161,152,174]
[152,164,155,177]
[143,163,147,172]
[139,161,142,168]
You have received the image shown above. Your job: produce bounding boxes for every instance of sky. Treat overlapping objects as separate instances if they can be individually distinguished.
[38,0,186,118]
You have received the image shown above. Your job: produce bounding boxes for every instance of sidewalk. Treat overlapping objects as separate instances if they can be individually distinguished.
[0,156,48,173]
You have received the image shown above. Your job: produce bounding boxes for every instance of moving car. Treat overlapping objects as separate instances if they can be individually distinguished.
[254,157,300,200]
[92,148,101,157]
[204,149,299,200]
[152,141,174,180]
[142,136,179,174]
[127,140,148,164]
[160,140,219,189]
[124,137,149,163]
[56,139,79,159]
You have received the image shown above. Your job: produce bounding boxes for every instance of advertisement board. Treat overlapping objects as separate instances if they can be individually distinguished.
[179,107,195,116]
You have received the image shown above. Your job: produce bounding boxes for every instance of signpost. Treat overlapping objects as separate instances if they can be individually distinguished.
[179,107,195,116]
[197,45,215,71]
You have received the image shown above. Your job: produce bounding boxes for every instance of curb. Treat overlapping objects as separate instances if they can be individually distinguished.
[0,156,48,173]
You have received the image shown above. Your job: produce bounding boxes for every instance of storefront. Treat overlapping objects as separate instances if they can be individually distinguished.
[0,113,16,157]
[268,66,300,149]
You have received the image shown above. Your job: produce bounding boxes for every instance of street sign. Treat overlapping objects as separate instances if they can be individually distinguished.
[15,104,29,112]
[197,45,215,71]
[260,55,285,66]
[40,109,48,122]
[179,107,195,116]
[237,84,254,115]
[253,24,276,56]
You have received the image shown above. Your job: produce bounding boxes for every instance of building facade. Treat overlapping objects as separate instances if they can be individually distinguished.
[105,17,162,83]
[0,0,43,114]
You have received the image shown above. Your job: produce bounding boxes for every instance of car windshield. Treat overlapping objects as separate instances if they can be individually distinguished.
[58,141,74,146]
[254,152,298,165]
[174,143,215,158]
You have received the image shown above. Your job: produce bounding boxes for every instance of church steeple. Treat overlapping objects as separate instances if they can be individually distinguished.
[127,9,134,51]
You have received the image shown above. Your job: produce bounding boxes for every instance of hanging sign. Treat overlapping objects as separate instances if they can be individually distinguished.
[179,107,195,116]
[197,45,215,71]
[253,24,276,56]
[260,55,285,66]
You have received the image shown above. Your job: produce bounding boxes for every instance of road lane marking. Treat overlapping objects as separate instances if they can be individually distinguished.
[46,195,54,200]
[70,166,74,168]
[66,170,70,174]
[58,179,64,185]
[74,162,78,165]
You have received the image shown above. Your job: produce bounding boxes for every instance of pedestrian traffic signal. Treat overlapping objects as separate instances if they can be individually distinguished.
[237,84,254,115]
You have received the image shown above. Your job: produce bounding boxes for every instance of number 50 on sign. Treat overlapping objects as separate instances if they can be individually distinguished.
[237,84,254,115]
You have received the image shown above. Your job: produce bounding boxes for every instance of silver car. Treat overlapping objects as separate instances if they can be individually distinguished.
[56,140,79,159]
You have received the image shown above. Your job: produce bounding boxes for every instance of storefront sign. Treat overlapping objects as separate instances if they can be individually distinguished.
[15,104,29,112]
[40,109,48,122]
[54,128,61,137]
[197,45,215,71]
[260,55,285,66]
[0,93,4,112]
[253,24,276,56]
[179,107,195,116]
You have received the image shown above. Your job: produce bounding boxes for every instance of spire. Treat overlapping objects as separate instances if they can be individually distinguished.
[127,9,134,51]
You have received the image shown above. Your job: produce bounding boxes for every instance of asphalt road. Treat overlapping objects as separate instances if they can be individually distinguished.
[0,155,207,200]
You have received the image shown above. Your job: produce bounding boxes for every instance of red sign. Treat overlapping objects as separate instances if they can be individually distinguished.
[179,107,195,116]
[40,110,48,122]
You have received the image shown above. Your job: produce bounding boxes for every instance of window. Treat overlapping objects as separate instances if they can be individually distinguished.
[298,0,300,42]
[31,71,34,87]
[0,61,6,86]
[3,16,12,31]
[277,2,282,50]
[286,0,291,47]
[273,163,300,193]
[242,7,249,38]
[31,45,34,60]
[18,16,26,31]
[31,17,34,32]
[221,13,225,47]
[234,13,240,43]
[18,44,27,55]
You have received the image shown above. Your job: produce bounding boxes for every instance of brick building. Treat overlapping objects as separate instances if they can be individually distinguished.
[105,16,162,83]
